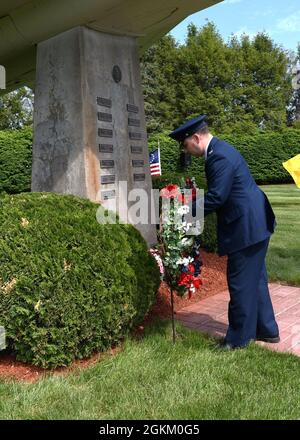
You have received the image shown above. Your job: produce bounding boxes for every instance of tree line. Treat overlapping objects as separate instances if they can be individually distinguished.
[141,22,300,135]
[0,21,300,135]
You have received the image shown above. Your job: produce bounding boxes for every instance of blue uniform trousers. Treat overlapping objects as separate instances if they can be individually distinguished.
[225,237,279,347]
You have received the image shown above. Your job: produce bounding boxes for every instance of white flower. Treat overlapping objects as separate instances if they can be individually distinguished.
[180,237,194,247]
[177,205,190,215]
[176,257,194,266]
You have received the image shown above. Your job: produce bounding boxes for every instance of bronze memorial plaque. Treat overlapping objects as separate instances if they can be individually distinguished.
[130,145,143,154]
[98,112,112,122]
[134,173,145,182]
[99,144,113,153]
[128,118,140,127]
[97,97,112,108]
[98,128,113,138]
[127,104,139,113]
[100,160,115,169]
[129,132,142,140]
[101,175,116,184]
[132,160,144,167]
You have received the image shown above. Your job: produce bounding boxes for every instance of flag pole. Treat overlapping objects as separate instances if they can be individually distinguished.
[158,139,161,176]
[170,287,176,344]
[158,140,160,160]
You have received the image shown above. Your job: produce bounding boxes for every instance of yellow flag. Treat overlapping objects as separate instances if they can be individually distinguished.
[282,154,300,188]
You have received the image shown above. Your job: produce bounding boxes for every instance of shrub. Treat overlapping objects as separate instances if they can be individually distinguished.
[0,192,160,368]
[222,131,300,184]
[0,126,32,194]
[149,129,300,184]
[1,127,299,196]
[200,212,218,253]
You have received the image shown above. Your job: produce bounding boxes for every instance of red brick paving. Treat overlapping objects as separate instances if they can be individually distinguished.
[175,283,300,357]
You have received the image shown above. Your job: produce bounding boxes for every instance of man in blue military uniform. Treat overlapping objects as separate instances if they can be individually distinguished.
[169,115,280,350]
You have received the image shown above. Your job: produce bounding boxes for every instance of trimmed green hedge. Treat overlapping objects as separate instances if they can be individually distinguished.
[149,129,300,184]
[222,131,300,184]
[0,192,160,368]
[0,126,297,255]
[0,126,32,194]
[0,127,299,196]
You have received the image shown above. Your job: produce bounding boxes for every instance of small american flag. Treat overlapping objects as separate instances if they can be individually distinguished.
[149,147,161,176]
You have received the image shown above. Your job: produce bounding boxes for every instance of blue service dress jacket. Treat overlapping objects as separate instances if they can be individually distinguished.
[197,136,277,256]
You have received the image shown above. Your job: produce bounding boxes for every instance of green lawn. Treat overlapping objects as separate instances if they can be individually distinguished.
[0,183,299,420]
[260,184,300,286]
[0,319,299,420]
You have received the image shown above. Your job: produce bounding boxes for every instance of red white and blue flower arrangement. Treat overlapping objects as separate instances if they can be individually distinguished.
[150,177,203,343]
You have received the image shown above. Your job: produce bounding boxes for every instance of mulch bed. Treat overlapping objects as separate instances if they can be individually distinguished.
[142,250,228,323]
[0,251,228,383]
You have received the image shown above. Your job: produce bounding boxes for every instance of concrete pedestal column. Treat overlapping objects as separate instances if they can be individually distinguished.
[32,26,157,245]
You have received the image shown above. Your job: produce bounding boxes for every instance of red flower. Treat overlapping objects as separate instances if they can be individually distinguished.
[177,272,193,286]
[192,277,202,289]
[166,184,178,192]
[160,184,181,199]
[188,263,195,274]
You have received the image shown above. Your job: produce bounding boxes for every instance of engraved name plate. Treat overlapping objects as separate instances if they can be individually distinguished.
[98,128,113,138]
[127,104,139,113]
[101,175,116,184]
[101,190,116,200]
[132,160,144,167]
[128,118,140,127]
[99,144,113,153]
[134,173,145,182]
[97,97,112,108]
[100,160,115,169]
[129,132,142,140]
[98,112,112,122]
[131,145,143,154]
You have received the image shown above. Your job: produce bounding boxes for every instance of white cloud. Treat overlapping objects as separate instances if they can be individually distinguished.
[232,27,257,40]
[277,10,300,32]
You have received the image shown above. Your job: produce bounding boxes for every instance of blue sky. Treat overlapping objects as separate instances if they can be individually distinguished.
[170,0,300,54]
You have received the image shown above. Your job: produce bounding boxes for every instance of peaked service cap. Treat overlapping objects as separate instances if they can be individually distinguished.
[169,115,208,143]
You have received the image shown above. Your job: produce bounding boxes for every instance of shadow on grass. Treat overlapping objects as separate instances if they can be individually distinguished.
[130,314,227,353]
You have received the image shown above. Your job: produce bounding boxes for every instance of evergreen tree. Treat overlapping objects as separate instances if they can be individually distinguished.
[141,22,292,135]
[140,35,178,133]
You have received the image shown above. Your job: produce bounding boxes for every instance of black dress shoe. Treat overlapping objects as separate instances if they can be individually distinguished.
[256,335,280,343]
[216,341,241,351]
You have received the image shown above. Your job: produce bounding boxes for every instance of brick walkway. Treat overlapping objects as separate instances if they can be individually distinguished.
[175,283,300,356]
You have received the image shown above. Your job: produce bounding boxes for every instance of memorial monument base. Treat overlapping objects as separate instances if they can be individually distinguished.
[32,26,157,246]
